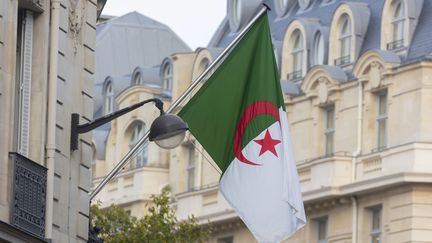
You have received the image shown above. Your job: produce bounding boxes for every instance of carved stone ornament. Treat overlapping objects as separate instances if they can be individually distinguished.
[69,0,85,54]
[318,77,329,103]
[370,61,382,89]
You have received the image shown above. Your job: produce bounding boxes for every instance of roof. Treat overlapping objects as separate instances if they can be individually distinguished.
[95,11,192,84]
[208,0,432,75]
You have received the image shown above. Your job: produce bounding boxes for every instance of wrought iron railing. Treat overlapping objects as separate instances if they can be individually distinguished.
[287,70,303,80]
[387,39,404,51]
[10,153,47,240]
[334,55,351,66]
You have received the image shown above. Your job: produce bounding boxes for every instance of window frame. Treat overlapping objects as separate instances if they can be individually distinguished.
[369,206,382,243]
[104,82,114,114]
[324,105,335,157]
[316,217,328,243]
[390,0,405,49]
[290,30,304,80]
[162,63,173,91]
[186,146,196,191]
[128,122,147,169]
[312,31,325,66]
[376,91,388,151]
[338,14,352,65]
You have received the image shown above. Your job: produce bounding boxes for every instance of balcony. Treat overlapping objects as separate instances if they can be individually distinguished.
[10,153,47,240]
[387,39,404,51]
[334,55,351,66]
[287,70,303,81]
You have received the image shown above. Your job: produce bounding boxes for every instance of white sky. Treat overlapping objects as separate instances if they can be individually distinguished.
[102,0,227,50]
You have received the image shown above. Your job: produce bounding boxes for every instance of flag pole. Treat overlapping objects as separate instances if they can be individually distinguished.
[89,4,271,201]
[165,3,271,115]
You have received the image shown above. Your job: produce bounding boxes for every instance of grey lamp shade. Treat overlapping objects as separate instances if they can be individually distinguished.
[149,114,189,149]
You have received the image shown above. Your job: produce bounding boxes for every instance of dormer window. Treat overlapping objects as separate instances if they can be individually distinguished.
[104,82,114,114]
[162,63,172,91]
[389,1,405,50]
[289,30,304,80]
[312,32,325,66]
[133,72,142,85]
[336,14,352,66]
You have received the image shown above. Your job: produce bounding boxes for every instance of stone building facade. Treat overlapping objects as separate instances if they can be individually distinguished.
[92,0,432,243]
[0,0,104,241]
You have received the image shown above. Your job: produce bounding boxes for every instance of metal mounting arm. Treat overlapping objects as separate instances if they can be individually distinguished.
[70,98,164,150]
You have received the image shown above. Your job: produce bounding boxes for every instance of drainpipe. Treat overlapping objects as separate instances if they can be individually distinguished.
[351,80,363,243]
[351,196,358,243]
[45,0,60,240]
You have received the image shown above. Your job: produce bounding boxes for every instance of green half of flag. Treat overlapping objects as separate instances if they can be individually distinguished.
[178,14,284,173]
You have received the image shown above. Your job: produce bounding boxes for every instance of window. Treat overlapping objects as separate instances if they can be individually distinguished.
[218,236,233,243]
[370,207,382,243]
[325,106,335,156]
[289,30,303,80]
[390,0,405,49]
[129,122,147,169]
[133,72,142,85]
[162,63,172,91]
[187,146,195,191]
[377,92,388,150]
[336,14,351,65]
[14,10,34,156]
[104,82,114,114]
[312,32,325,66]
[316,218,328,243]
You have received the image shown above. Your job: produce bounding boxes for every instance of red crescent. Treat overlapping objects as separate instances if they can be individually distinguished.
[234,101,280,166]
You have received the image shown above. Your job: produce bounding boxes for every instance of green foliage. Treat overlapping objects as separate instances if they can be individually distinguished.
[90,187,211,243]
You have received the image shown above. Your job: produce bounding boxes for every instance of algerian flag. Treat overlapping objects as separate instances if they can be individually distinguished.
[178,13,306,242]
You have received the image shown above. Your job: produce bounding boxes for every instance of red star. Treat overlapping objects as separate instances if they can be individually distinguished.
[254,130,281,157]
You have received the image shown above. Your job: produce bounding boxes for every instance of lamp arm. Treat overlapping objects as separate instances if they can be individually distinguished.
[71,98,163,150]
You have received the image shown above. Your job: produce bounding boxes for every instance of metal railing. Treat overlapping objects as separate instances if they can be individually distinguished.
[387,39,404,51]
[10,153,47,240]
[287,70,303,81]
[334,55,351,66]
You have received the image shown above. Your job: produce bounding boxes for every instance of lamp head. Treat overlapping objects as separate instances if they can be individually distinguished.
[149,113,188,149]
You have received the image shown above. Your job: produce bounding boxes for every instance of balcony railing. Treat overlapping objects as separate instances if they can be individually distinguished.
[387,39,404,51]
[334,55,351,66]
[10,153,47,240]
[287,70,303,81]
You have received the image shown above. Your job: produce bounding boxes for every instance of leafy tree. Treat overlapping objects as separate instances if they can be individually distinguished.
[90,187,211,243]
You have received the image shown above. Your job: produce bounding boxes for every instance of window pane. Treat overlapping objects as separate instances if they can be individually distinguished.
[372,209,381,230]
[187,147,195,190]
[326,108,334,129]
[378,120,386,148]
[326,133,334,156]
[378,93,387,115]
[318,219,327,240]
[313,32,324,65]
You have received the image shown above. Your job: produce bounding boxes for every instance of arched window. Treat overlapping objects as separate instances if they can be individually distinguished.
[391,1,405,49]
[291,30,304,79]
[133,72,142,85]
[162,63,172,91]
[129,122,147,169]
[312,32,325,66]
[104,82,114,114]
[338,14,351,65]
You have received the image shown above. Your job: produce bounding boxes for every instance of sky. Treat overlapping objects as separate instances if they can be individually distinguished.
[102,0,227,50]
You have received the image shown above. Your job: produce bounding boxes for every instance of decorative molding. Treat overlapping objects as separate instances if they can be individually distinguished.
[69,0,85,54]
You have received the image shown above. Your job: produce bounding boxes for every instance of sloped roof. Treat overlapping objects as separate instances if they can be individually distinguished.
[95,11,191,84]
[209,0,432,70]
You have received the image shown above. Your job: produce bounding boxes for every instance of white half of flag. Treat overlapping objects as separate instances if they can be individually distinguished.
[220,108,306,243]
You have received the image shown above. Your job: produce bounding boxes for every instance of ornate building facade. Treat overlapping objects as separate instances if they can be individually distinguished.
[0,0,104,241]
[93,0,432,242]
